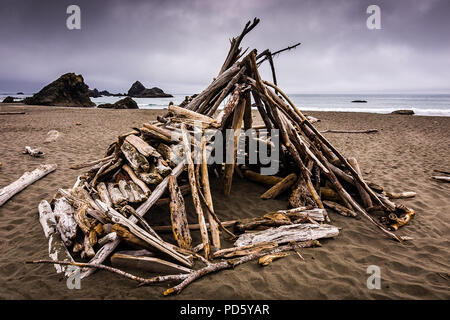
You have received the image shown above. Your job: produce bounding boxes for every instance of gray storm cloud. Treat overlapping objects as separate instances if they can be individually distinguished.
[0,0,449,94]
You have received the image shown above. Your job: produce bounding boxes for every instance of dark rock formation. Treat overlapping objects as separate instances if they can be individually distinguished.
[17,92,24,95]
[351,100,367,103]
[127,81,173,98]
[97,97,139,109]
[24,73,95,107]
[391,109,414,115]
[89,88,125,97]
[2,96,16,103]
[89,88,102,98]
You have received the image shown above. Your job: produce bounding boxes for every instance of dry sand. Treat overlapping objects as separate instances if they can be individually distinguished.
[0,104,449,299]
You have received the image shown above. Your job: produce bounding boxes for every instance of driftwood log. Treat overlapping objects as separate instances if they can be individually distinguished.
[0,164,57,206]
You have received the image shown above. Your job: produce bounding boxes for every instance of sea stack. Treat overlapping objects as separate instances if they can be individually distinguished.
[127,81,173,98]
[97,97,139,109]
[24,73,95,107]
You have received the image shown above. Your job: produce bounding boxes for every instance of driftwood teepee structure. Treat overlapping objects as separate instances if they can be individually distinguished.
[29,18,415,295]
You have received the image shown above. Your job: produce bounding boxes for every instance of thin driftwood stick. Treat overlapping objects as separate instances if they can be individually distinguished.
[153,220,237,232]
[70,155,114,170]
[321,129,378,134]
[0,164,57,206]
[201,137,221,249]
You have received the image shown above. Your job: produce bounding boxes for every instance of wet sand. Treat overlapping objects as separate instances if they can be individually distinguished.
[0,104,449,299]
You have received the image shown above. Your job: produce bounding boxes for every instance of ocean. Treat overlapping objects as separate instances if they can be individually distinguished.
[2,93,449,116]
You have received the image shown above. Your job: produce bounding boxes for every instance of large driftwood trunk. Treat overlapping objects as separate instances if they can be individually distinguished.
[38,200,75,276]
[53,197,78,247]
[235,223,339,246]
[168,175,192,250]
[0,164,57,206]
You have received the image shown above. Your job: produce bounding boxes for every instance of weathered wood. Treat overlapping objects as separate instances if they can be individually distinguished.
[23,146,44,157]
[121,140,150,172]
[258,252,290,266]
[73,204,96,259]
[70,155,114,170]
[219,87,242,130]
[389,205,416,231]
[111,253,192,274]
[118,180,135,203]
[38,200,75,276]
[128,180,148,203]
[169,105,218,125]
[235,223,339,246]
[432,176,450,183]
[121,205,153,235]
[181,124,211,259]
[139,126,173,144]
[53,197,78,247]
[112,224,154,250]
[321,129,378,134]
[385,191,417,199]
[98,232,118,246]
[153,220,237,232]
[223,96,247,195]
[0,164,57,206]
[320,187,341,202]
[206,66,247,117]
[348,157,372,208]
[125,134,162,158]
[274,207,326,222]
[157,143,176,167]
[186,63,241,111]
[201,137,221,249]
[213,242,278,258]
[96,182,113,208]
[98,200,193,267]
[244,169,283,186]
[323,200,357,217]
[107,183,127,206]
[260,173,297,199]
[168,175,192,250]
[289,176,316,208]
[122,164,151,196]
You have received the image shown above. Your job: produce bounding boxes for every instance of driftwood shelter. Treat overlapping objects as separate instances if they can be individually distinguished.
[28,18,416,295]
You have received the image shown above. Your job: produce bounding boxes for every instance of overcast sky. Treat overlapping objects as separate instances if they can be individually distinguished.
[1,0,449,94]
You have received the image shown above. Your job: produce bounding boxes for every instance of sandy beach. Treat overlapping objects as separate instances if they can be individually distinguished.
[0,103,449,300]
